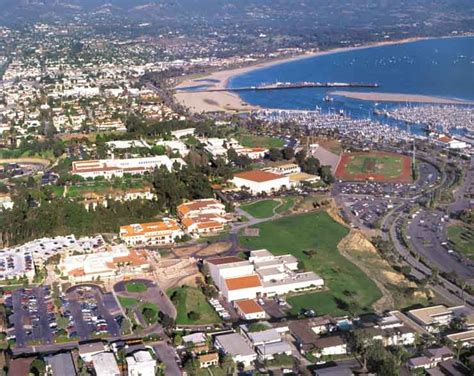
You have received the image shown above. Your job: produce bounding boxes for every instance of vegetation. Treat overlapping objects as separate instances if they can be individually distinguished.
[117,296,139,308]
[125,282,148,293]
[237,134,284,149]
[240,199,280,218]
[238,212,382,316]
[140,302,159,325]
[168,286,221,325]
[447,224,474,260]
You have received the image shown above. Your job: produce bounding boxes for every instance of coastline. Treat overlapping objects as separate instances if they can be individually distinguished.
[174,35,473,113]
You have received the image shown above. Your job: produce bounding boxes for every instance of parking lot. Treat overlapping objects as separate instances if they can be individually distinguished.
[65,285,121,340]
[6,286,54,347]
[343,196,398,228]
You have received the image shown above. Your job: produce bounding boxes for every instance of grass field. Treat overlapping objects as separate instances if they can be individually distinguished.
[448,224,474,260]
[241,200,280,218]
[238,212,382,316]
[237,134,285,149]
[336,152,412,183]
[168,286,221,325]
[275,197,296,214]
[125,282,148,293]
[117,296,139,308]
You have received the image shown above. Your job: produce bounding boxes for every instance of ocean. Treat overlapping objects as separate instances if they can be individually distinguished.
[228,37,474,135]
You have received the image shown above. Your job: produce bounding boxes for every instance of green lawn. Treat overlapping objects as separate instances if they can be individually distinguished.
[237,134,284,149]
[448,224,474,260]
[241,200,280,218]
[238,212,382,316]
[168,286,221,325]
[117,296,139,308]
[275,197,296,214]
[125,281,148,293]
[345,154,404,178]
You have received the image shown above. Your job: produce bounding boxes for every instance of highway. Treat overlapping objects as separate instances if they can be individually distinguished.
[379,153,474,308]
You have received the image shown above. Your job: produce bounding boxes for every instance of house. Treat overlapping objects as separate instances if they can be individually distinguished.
[446,329,474,347]
[119,219,184,246]
[437,359,471,375]
[182,332,209,353]
[214,333,257,367]
[289,319,320,353]
[255,340,293,361]
[91,352,120,376]
[309,316,337,335]
[313,335,348,357]
[231,170,290,195]
[79,342,106,362]
[198,353,219,368]
[407,305,456,332]
[45,353,76,376]
[234,299,266,320]
[408,305,474,333]
[126,350,157,376]
[407,347,454,370]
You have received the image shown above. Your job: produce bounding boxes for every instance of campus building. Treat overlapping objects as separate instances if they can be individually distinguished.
[177,199,230,236]
[119,219,184,246]
[71,156,185,179]
[205,249,324,302]
[231,170,290,195]
[60,245,151,282]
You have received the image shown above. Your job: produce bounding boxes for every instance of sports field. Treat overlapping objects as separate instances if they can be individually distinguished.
[238,212,382,316]
[335,152,412,183]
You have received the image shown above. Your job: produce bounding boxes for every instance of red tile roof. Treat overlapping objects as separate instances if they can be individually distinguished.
[234,170,284,183]
[235,299,264,314]
[225,275,261,290]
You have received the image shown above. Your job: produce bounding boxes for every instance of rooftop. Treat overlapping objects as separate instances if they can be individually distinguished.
[206,256,245,266]
[225,275,262,291]
[235,299,265,314]
[234,170,284,183]
[215,333,256,357]
[408,305,452,325]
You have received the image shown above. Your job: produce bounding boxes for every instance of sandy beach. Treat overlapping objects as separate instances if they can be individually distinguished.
[174,35,472,113]
[330,91,474,105]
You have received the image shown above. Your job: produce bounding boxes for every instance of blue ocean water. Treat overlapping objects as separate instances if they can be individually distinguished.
[228,37,474,134]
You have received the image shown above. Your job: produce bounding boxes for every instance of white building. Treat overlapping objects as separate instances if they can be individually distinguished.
[177,199,229,236]
[0,193,14,211]
[126,350,157,376]
[215,333,257,367]
[206,250,323,302]
[72,156,185,179]
[59,246,151,282]
[91,352,120,376]
[232,170,290,195]
[264,163,301,176]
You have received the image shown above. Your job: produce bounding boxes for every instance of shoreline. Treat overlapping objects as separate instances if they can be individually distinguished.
[174,34,473,113]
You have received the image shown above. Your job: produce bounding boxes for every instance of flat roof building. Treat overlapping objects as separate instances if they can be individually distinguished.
[215,333,257,367]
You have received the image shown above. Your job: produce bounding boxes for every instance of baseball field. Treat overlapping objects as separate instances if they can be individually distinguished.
[335,151,412,183]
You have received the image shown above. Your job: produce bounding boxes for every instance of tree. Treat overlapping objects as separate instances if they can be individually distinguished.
[188,311,200,321]
[348,329,370,372]
[282,147,295,160]
[268,148,283,161]
[319,165,334,183]
[302,157,320,174]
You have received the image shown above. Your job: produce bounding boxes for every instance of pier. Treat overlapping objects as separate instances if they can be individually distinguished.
[178,81,379,93]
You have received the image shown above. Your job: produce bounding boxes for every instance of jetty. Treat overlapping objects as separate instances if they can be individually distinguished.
[178,81,379,93]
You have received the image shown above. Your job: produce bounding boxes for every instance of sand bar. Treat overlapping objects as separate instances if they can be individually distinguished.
[174,35,473,113]
[330,90,474,105]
